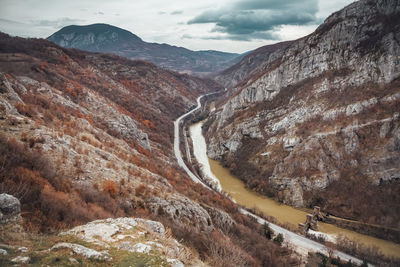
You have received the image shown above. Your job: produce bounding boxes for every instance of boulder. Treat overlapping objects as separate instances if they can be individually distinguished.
[147,195,214,233]
[0,194,24,240]
[202,205,235,233]
[11,256,30,264]
[0,193,21,219]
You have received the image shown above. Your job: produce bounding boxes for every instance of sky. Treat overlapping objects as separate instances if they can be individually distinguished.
[0,0,355,54]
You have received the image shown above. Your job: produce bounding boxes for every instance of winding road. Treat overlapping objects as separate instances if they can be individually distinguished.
[173,93,370,266]
[173,92,219,185]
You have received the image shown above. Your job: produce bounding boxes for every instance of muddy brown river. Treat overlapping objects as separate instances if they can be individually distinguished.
[191,121,400,258]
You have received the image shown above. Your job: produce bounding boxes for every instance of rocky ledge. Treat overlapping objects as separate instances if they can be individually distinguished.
[0,216,205,266]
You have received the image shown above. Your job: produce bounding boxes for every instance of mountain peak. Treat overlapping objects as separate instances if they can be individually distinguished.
[47,23,142,52]
[47,23,241,76]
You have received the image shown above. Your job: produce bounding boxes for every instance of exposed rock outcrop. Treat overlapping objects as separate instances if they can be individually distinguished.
[0,194,21,221]
[0,194,24,240]
[215,40,294,89]
[50,243,111,261]
[202,205,235,233]
[206,0,400,211]
[147,195,214,232]
[11,256,30,264]
[57,217,196,265]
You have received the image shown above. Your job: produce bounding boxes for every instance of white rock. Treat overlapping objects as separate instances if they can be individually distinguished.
[128,243,152,253]
[135,218,165,234]
[69,257,79,264]
[0,248,7,255]
[51,242,111,261]
[61,217,140,244]
[145,241,163,249]
[167,258,185,267]
[11,256,30,264]
[308,229,336,243]
[283,137,301,150]
[17,246,28,253]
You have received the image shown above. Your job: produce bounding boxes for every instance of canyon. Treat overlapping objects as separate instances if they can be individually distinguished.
[0,0,399,266]
[0,32,294,266]
[205,0,400,232]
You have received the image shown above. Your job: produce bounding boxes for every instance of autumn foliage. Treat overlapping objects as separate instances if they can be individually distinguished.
[103,180,117,198]
[0,134,124,232]
[0,32,295,265]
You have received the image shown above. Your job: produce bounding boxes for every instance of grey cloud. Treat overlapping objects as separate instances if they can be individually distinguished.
[171,10,183,15]
[31,18,85,28]
[94,11,104,15]
[158,11,166,15]
[182,29,279,41]
[234,0,317,12]
[188,0,318,41]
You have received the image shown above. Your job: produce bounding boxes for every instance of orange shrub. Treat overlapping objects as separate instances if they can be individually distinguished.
[137,145,150,156]
[143,119,155,129]
[135,183,148,197]
[15,102,36,117]
[103,180,117,198]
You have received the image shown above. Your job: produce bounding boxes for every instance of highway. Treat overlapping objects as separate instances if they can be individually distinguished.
[174,92,370,266]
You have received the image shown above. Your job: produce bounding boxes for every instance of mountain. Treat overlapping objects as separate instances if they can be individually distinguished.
[47,23,241,76]
[214,40,294,89]
[46,23,143,51]
[0,32,292,265]
[205,0,400,230]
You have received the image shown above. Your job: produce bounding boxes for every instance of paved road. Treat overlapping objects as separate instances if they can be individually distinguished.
[240,210,369,266]
[173,92,219,185]
[174,93,370,266]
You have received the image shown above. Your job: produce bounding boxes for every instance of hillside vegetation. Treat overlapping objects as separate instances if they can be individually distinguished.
[0,32,294,266]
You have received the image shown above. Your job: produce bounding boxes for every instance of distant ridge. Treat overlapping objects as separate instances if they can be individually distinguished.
[48,23,241,76]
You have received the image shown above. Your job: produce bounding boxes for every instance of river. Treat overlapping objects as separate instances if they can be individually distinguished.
[190,121,400,259]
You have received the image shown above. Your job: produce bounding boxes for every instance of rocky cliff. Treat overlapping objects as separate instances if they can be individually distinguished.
[214,40,294,89]
[47,24,241,77]
[206,0,400,227]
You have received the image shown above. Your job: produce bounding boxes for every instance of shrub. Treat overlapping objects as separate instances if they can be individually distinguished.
[103,180,117,198]
[273,233,284,246]
[0,133,123,232]
[135,183,148,197]
[264,222,273,240]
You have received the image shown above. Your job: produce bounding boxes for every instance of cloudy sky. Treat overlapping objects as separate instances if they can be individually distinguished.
[0,0,355,53]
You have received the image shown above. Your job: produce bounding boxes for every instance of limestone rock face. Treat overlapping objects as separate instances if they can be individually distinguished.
[206,0,400,207]
[106,113,150,149]
[202,205,235,233]
[147,195,214,233]
[215,41,294,89]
